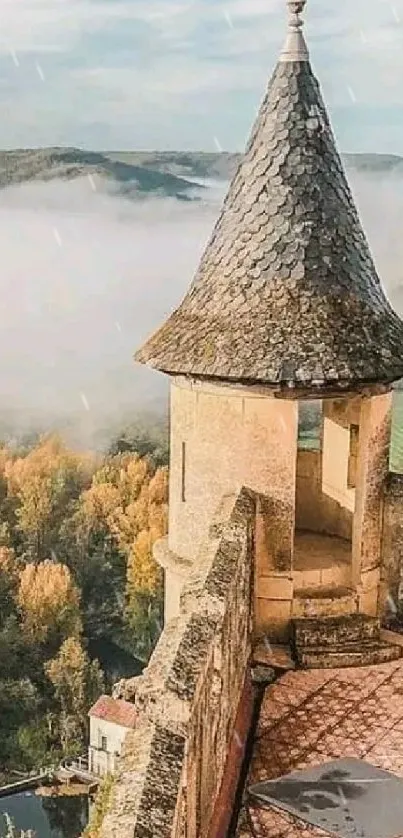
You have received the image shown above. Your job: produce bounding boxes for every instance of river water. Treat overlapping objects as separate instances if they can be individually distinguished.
[0,637,143,838]
[0,791,89,838]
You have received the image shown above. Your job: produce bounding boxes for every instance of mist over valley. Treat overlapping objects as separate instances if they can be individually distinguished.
[1,148,403,449]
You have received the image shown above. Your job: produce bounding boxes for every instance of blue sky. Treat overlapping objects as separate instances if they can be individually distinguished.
[0,0,402,153]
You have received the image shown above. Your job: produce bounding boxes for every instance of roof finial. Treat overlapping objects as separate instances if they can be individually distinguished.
[280,0,309,63]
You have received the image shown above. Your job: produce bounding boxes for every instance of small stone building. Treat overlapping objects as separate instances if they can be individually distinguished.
[136,0,403,644]
[88,695,137,777]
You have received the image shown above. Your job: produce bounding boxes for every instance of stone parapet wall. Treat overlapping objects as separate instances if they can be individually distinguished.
[98,488,256,838]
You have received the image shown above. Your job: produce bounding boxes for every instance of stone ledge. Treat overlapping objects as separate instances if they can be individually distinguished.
[153,537,193,578]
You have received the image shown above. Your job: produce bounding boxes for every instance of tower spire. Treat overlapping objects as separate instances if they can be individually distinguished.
[135,0,403,392]
[280,0,309,62]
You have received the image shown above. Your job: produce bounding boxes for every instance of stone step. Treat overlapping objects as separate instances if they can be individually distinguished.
[292,587,357,618]
[297,641,402,670]
[292,614,381,649]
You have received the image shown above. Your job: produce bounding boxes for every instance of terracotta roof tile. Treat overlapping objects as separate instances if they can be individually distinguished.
[88,695,137,728]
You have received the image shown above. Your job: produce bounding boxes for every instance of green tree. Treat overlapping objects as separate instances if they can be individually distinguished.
[45,636,104,756]
[60,481,126,640]
[0,679,40,768]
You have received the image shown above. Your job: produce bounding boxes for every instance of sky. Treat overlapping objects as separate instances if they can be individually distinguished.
[0,0,402,153]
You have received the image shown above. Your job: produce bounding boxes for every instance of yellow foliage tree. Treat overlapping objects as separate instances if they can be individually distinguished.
[112,464,168,599]
[80,455,168,598]
[6,434,94,561]
[17,560,81,644]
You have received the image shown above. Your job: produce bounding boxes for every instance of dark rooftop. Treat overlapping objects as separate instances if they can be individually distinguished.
[135,0,403,393]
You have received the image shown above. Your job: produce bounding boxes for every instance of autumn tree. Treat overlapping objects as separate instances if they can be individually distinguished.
[6,434,94,562]
[17,561,81,646]
[62,454,167,652]
[0,547,19,618]
[121,465,168,658]
[0,430,168,773]
[61,479,125,639]
[45,636,104,756]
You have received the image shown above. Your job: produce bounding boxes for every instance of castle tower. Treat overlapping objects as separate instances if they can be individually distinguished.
[135,0,403,634]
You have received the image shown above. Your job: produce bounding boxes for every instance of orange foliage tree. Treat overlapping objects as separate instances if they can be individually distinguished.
[74,454,168,656]
[17,560,82,645]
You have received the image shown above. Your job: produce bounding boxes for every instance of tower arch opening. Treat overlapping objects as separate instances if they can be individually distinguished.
[294,397,355,596]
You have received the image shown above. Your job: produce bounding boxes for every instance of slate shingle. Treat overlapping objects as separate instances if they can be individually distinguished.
[135,5,403,392]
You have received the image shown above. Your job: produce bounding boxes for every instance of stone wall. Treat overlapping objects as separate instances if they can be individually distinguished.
[96,489,256,838]
[168,377,297,569]
[295,449,352,540]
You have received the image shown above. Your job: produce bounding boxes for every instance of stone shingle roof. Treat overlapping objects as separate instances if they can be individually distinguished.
[135,2,403,392]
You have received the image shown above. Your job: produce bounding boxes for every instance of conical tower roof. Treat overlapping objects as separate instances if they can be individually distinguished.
[135,0,403,393]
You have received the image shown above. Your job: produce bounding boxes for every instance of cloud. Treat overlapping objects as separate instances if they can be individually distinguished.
[0,167,402,447]
[0,0,402,151]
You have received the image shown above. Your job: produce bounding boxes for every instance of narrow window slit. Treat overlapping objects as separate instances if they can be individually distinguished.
[181,441,186,502]
[348,424,359,489]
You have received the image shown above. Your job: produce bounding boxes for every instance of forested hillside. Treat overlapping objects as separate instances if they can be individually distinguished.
[0,432,168,783]
[0,147,402,198]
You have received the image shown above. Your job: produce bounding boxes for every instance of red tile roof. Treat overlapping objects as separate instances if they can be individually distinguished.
[88,695,137,728]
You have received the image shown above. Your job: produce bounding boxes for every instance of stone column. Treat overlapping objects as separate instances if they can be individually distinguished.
[381,473,403,619]
[352,391,392,615]
[254,399,298,643]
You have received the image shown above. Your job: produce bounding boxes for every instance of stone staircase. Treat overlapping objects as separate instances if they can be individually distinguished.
[291,613,403,669]
[292,586,357,618]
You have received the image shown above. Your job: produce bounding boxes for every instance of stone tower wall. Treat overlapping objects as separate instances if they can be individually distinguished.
[168,377,298,567]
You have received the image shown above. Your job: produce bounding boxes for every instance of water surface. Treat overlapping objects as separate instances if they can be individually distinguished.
[0,791,88,838]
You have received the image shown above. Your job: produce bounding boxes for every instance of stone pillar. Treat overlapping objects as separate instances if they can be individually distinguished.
[381,473,403,618]
[153,537,192,623]
[253,401,298,643]
[352,391,392,616]
[322,398,359,516]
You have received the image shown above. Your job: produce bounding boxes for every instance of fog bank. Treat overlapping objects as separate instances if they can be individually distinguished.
[0,169,401,447]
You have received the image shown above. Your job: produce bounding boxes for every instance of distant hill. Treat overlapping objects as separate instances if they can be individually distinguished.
[0,147,402,200]
[107,150,403,181]
[0,147,198,199]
